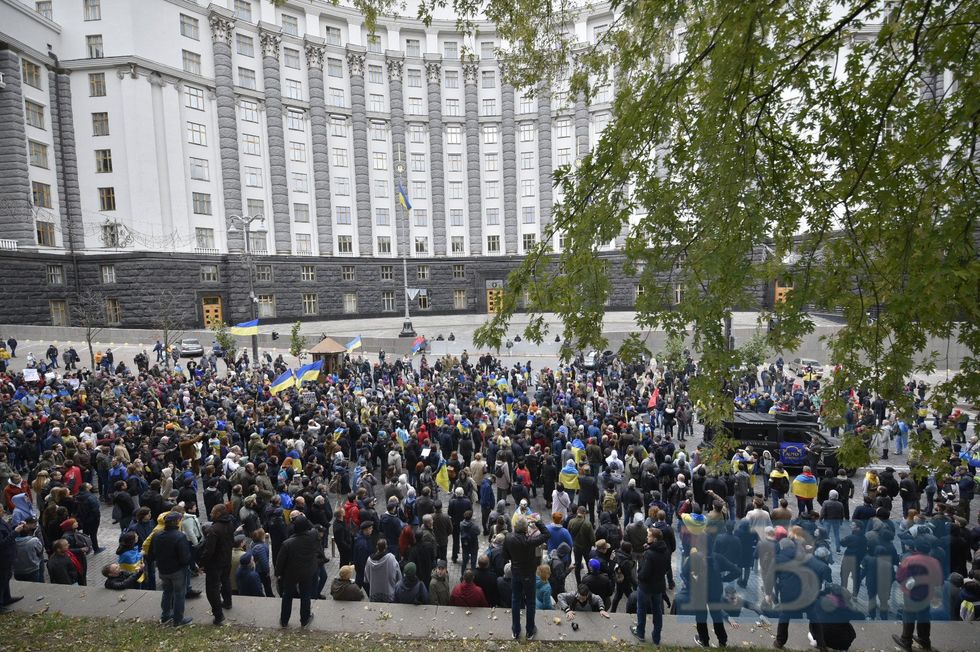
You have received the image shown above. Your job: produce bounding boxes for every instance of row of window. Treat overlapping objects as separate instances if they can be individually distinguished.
[30,181,114,212]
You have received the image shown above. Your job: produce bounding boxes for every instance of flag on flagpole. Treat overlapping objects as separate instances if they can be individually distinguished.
[397,182,412,211]
[559,459,580,490]
[269,369,296,395]
[346,335,362,352]
[435,460,450,492]
[296,360,323,384]
[229,319,259,336]
[412,335,426,353]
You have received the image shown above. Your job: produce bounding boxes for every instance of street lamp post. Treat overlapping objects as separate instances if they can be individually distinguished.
[395,154,415,338]
[226,213,265,364]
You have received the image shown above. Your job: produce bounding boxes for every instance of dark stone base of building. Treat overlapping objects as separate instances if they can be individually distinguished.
[0,250,770,329]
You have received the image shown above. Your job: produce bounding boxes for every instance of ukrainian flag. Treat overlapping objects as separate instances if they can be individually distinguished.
[230,319,259,336]
[571,438,587,464]
[681,512,707,535]
[269,369,295,395]
[397,182,412,211]
[791,472,818,500]
[435,460,450,492]
[559,460,580,490]
[296,360,323,383]
[346,335,362,351]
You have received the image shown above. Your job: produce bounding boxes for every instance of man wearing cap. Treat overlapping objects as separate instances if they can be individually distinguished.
[150,511,193,627]
[503,515,550,640]
[448,486,472,564]
[353,520,374,591]
[428,559,450,605]
[275,515,324,627]
[583,556,613,609]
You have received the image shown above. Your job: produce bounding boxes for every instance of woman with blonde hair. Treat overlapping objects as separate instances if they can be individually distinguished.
[535,564,553,610]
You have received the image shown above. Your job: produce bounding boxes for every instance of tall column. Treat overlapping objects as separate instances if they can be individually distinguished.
[346,46,372,256]
[305,39,333,255]
[537,86,554,247]
[424,57,447,256]
[463,63,483,255]
[0,49,34,246]
[501,78,518,254]
[260,25,291,254]
[574,91,590,161]
[208,10,244,252]
[387,54,409,257]
[148,75,175,240]
[48,69,84,252]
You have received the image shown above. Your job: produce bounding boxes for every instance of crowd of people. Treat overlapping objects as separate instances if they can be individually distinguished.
[0,342,978,650]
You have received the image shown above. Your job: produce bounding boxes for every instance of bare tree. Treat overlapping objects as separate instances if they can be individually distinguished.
[71,289,107,369]
[151,289,190,367]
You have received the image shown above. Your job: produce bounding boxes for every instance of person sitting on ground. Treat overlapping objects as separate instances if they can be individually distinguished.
[556,583,611,619]
[330,565,365,602]
[102,562,142,591]
[449,569,489,607]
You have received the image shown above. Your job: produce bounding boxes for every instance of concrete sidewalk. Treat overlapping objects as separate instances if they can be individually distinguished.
[8,581,980,650]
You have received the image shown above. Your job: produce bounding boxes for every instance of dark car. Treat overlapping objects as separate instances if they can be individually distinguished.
[704,411,847,475]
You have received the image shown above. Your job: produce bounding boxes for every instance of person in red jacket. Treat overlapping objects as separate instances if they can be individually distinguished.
[63,461,83,496]
[449,570,489,607]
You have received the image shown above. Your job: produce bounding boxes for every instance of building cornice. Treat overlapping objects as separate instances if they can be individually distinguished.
[60,55,216,89]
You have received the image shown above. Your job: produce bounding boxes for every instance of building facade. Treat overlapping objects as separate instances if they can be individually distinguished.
[0,0,762,328]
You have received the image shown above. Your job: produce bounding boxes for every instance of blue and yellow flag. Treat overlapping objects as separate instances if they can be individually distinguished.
[269,369,295,395]
[229,319,259,336]
[571,438,587,464]
[435,460,450,492]
[296,360,323,383]
[346,335,362,351]
[397,182,412,211]
[791,472,818,500]
[559,460,580,490]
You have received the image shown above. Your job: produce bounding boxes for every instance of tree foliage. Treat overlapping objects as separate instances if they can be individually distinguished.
[289,321,306,362]
[738,333,771,369]
[212,323,237,374]
[699,429,740,478]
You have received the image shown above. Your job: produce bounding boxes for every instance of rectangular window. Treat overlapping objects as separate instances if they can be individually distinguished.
[373,179,388,197]
[249,232,267,253]
[46,264,64,285]
[182,50,202,75]
[382,290,395,311]
[521,152,534,169]
[281,14,299,36]
[368,64,383,84]
[100,264,116,284]
[417,264,429,280]
[192,192,212,215]
[25,101,45,129]
[453,289,467,309]
[294,203,309,222]
[481,70,496,88]
[324,26,342,46]
[409,124,425,143]
[185,86,205,110]
[483,125,498,144]
[283,48,300,69]
[381,265,394,281]
[448,153,462,172]
[412,181,426,199]
[105,298,122,325]
[195,227,215,249]
[239,99,258,122]
[444,70,459,88]
[445,98,460,116]
[519,95,534,113]
[22,60,42,88]
[370,122,386,141]
[244,166,262,187]
[28,141,48,168]
[444,41,458,58]
[485,208,500,225]
[332,147,348,167]
[521,179,535,197]
[187,122,207,145]
[556,119,572,138]
[343,292,357,313]
[86,35,104,59]
[89,73,106,97]
[375,208,389,226]
[35,2,52,20]
[453,264,465,279]
[330,117,347,137]
[522,233,537,250]
[32,181,52,208]
[373,151,387,170]
[522,206,536,223]
[295,233,312,254]
[486,234,500,253]
[418,293,429,310]
[519,123,535,141]
[485,180,499,199]
[413,208,428,227]
[407,68,421,87]
[257,295,276,318]
[301,265,316,281]
[200,264,219,282]
[335,176,350,195]
[238,67,256,89]
[190,157,210,181]
[415,237,429,254]
[287,110,305,131]
[482,98,497,115]
[450,208,464,226]
[50,299,69,326]
[451,236,464,253]
[341,265,355,281]
[84,0,101,20]
[302,293,318,315]
[236,34,254,57]
[285,79,303,100]
[98,187,116,211]
[234,0,252,21]
[406,39,421,57]
[247,198,265,218]
[327,58,343,78]
[180,14,199,40]
[335,206,351,224]
[36,220,56,246]
[408,97,423,114]
[328,87,345,106]
[92,112,109,136]
[93,148,111,173]
[557,147,572,166]
[480,41,495,59]
[485,153,498,172]
[289,141,306,162]
[367,34,382,53]
[449,181,462,199]
[376,236,392,254]
[446,125,462,144]
[411,153,426,172]
[242,133,261,155]
[254,264,272,281]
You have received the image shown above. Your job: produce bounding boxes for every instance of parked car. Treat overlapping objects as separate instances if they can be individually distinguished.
[788,357,823,378]
[177,338,204,357]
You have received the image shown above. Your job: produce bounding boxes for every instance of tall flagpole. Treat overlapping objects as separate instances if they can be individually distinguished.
[396,143,415,338]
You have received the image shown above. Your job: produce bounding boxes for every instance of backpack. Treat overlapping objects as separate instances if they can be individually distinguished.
[494,464,505,479]
[602,491,619,514]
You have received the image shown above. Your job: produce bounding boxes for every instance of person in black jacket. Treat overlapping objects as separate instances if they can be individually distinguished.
[0,509,23,610]
[201,504,235,625]
[150,512,193,626]
[503,516,550,640]
[75,484,103,554]
[275,515,324,628]
[633,527,671,644]
[578,472,599,524]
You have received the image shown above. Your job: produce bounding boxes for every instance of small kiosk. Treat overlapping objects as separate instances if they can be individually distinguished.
[308,337,347,377]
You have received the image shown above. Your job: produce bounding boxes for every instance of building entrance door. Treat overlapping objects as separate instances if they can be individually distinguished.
[202,296,223,329]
